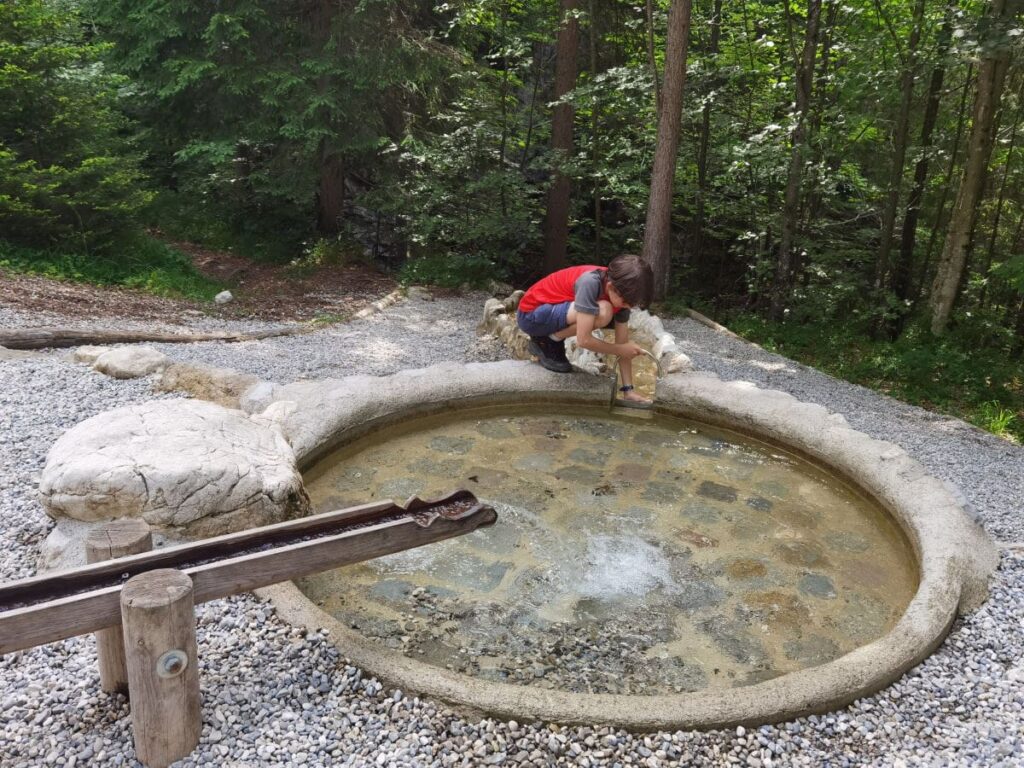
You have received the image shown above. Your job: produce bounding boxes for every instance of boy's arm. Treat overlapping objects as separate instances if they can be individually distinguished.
[575,313,643,359]
[614,322,651,403]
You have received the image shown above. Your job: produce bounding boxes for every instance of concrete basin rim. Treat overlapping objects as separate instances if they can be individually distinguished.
[258,362,988,729]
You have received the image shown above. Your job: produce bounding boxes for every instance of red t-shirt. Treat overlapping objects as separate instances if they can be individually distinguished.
[519,265,626,317]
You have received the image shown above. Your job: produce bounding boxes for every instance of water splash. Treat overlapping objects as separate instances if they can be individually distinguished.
[576,535,677,598]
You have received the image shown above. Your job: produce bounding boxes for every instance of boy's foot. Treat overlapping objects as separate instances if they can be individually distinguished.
[528,336,573,373]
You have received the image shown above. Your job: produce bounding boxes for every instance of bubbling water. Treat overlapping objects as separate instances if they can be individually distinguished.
[298,406,917,694]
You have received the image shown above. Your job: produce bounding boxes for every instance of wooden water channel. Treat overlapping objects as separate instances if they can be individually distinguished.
[0,490,496,767]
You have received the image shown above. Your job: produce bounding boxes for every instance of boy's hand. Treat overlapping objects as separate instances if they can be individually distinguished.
[616,342,645,360]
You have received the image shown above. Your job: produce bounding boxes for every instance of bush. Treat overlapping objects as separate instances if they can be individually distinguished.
[0,1,150,252]
[0,236,223,302]
[728,313,1024,443]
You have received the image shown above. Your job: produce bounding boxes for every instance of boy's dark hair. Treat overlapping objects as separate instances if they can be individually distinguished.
[607,254,654,308]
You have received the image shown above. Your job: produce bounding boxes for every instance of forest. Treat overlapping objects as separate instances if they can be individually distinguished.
[1,0,1023,438]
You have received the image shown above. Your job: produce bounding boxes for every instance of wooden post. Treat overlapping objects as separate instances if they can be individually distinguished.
[85,519,153,694]
[121,569,201,768]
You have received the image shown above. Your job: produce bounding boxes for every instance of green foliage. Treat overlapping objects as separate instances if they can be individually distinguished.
[976,400,1018,441]
[0,0,150,252]
[368,89,544,281]
[147,190,303,263]
[364,0,554,281]
[567,64,659,258]
[0,237,223,302]
[728,313,1024,443]
[398,251,501,289]
[290,233,368,271]
[87,0,446,256]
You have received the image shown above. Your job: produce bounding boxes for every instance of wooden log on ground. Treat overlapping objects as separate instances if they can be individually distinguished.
[86,520,153,694]
[121,569,201,768]
[0,326,312,351]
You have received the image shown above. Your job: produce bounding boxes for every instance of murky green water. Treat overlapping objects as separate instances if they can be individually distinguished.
[298,406,917,694]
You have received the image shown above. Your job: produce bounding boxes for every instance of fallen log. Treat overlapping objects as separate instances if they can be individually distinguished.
[0,325,312,350]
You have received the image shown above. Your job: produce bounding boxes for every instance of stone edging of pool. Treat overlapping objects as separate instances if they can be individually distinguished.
[240,360,998,730]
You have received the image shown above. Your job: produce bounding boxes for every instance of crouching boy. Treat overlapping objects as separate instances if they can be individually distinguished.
[515,254,654,403]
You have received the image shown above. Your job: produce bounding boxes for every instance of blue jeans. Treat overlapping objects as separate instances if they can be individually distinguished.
[516,302,572,337]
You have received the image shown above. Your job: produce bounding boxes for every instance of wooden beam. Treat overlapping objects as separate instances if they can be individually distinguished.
[0,326,312,351]
[0,494,495,655]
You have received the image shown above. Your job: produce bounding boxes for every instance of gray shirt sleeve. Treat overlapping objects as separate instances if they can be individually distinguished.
[573,270,631,323]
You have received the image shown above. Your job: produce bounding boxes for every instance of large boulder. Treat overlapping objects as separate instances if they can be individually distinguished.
[39,399,310,542]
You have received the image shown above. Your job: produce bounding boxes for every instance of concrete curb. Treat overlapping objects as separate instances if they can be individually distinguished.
[249,361,997,730]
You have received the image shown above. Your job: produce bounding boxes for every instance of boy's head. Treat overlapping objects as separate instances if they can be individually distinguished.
[606,254,654,309]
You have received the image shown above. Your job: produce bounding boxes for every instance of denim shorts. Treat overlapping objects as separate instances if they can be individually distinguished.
[516,302,572,337]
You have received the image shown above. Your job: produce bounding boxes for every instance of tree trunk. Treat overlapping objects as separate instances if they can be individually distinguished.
[590,0,602,260]
[770,0,822,322]
[641,0,693,300]
[693,0,723,269]
[498,1,510,217]
[979,76,1022,307]
[805,1,842,222]
[542,0,580,274]
[645,0,661,116]
[311,0,344,236]
[874,0,927,292]
[916,67,974,301]
[891,1,955,329]
[1013,294,1024,357]
[929,0,1016,335]
[316,148,345,235]
[520,45,546,171]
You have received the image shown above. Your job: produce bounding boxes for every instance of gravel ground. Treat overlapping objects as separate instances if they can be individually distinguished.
[1,294,1022,767]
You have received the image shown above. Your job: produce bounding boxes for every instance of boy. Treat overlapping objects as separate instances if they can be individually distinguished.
[516,254,653,403]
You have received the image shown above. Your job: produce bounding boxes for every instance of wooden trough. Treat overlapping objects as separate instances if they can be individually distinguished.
[0,490,496,767]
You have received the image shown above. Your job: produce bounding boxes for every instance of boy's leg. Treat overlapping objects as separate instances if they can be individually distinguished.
[516,303,574,373]
[552,301,615,340]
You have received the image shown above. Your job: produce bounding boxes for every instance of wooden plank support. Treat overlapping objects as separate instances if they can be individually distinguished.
[121,569,201,768]
[85,519,153,694]
[0,492,496,655]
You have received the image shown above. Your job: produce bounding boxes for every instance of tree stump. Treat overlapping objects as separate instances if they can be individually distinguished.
[85,520,153,694]
[121,569,201,768]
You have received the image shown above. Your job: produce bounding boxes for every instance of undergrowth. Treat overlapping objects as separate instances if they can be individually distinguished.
[720,313,1023,444]
[0,236,224,302]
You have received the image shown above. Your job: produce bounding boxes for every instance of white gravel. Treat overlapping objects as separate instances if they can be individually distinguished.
[1,294,1022,767]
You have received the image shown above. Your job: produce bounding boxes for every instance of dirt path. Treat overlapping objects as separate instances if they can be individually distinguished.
[0,241,397,325]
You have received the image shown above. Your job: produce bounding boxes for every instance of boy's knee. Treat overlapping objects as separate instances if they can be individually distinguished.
[596,300,614,327]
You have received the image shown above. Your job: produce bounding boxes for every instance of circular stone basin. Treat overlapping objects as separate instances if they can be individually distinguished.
[298,406,917,696]
[253,361,995,729]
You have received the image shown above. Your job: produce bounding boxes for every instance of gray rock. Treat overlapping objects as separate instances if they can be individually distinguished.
[798,573,837,599]
[92,346,169,379]
[696,481,738,503]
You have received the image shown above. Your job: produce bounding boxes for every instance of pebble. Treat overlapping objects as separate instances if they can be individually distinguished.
[0,301,1021,767]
